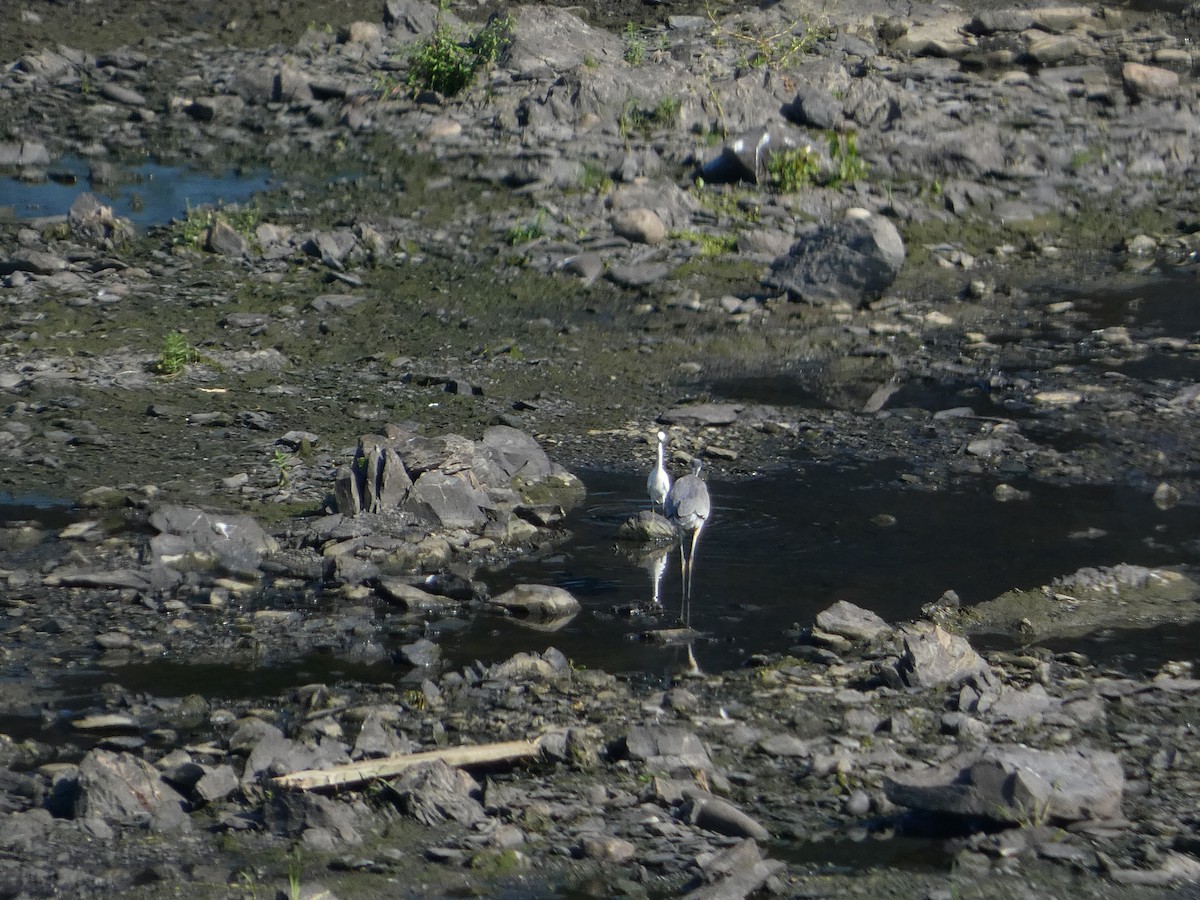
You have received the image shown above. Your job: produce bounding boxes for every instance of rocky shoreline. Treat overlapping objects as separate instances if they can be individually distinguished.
[2,0,1200,896]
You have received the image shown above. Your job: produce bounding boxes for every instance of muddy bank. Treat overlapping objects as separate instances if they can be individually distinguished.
[2,0,1200,896]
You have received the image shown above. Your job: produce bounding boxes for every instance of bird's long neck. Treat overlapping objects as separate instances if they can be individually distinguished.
[656,439,665,468]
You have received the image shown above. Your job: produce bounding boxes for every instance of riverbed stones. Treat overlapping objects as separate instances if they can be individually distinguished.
[2,0,1200,895]
[337,425,575,527]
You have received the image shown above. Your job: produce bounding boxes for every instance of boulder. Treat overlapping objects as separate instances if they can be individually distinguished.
[148,506,278,577]
[620,725,712,772]
[764,209,904,306]
[489,584,581,619]
[893,623,990,688]
[74,749,187,828]
[389,760,484,826]
[610,207,666,244]
[481,425,553,481]
[884,745,1124,824]
[814,600,890,642]
[68,193,133,247]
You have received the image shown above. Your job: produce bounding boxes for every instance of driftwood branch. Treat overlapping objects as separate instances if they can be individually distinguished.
[271,731,562,792]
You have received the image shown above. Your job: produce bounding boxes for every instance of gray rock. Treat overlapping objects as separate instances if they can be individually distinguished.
[264,791,363,844]
[682,793,770,840]
[44,566,173,592]
[74,749,186,827]
[307,229,360,269]
[758,734,812,758]
[376,578,457,610]
[894,623,990,688]
[227,718,285,753]
[243,729,347,785]
[0,140,50,167]
[193,765,239,804]
[681,839,785,899]
[148,506,278,576]
[385,0,462,39]
[622,725,712,772]
[659,403,742,426]
[815,600,890,642]
[490,584,581,619]
[352,711,413,759]
[985,684,1057,723]
[407,471,491,528]
[0,809,53,852]
[389,760,484,826]
[1122,62,1180,101]
[504,6,621,75]
[785,86,842,129]
[764,210,905,306]
[98,81,146,106]
[606,261,671,288]
[68,193,133,247]
[611,207,666,244]
[482,425,553,481]
[883,124,1006,180]
[398,637,441,668]
[578,834,636,862]
[4,249,67,275]
[971,10,1035,33]
[616,510,676,543]
[206,218,248,257]
[884,745,1125,824]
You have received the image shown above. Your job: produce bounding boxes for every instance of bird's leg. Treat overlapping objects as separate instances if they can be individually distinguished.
[685,525,703,618]
[677,532,688,625]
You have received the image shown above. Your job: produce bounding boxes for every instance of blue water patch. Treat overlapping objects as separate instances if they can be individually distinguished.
[0,155,272,229]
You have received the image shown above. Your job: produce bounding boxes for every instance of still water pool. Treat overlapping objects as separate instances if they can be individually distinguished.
[0,155,270,229]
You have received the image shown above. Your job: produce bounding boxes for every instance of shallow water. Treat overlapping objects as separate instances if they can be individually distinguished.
[454,464,1200,677]
[1074,276,1200,337]
[0,155,271,229]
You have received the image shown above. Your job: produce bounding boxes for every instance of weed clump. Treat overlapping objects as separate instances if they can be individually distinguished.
[405,10,514,97]
[766,144,821,193]
[154,332,201,377]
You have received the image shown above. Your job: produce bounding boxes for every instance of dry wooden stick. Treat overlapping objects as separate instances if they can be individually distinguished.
[271,732,558,792]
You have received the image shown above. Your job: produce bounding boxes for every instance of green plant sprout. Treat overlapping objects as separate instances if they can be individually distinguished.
[766,144,821,192]
[623,22,646,65]
[828,130,869,186]
[506,211,546,245]
[154,332,201,377]
[272,449,293,487]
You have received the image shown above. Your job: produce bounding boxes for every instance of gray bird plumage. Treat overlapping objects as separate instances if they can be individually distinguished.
[665,457,710,535]
[665,457,711,622]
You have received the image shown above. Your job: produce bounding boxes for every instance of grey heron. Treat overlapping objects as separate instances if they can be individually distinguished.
[664,456,711,621]
[647,430,671,513]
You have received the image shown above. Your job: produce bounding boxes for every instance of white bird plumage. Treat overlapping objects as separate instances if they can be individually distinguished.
[647,430,671,513]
